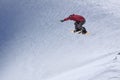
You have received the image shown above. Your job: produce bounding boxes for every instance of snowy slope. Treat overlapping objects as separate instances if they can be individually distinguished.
[46,52,120,80]
[0,0,120,80]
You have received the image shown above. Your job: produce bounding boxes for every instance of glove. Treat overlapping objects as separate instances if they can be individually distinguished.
[60,20,64,22]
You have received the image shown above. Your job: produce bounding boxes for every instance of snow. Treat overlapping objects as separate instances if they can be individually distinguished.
[0,0,120,80]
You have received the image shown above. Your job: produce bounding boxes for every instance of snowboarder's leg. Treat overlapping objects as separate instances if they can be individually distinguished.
[81,27,87,34]
[74,20,87,33]
[74,21,82,33]
[76,21,87,34]
[78,20,85,27]
[75,21,87,34]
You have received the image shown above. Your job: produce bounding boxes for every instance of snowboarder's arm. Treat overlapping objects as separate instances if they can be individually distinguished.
[63,17,70,21]
[60,17,70,22]
[60,16,71,22]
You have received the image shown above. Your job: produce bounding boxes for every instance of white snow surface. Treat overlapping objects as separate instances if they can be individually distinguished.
[1,0,120,80]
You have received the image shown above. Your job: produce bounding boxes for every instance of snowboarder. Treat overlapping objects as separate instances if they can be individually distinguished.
[60,14,87,34]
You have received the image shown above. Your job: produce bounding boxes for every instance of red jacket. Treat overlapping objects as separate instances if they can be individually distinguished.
[63,14,85,22]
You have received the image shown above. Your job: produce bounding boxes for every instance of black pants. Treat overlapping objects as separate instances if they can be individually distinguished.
[74,20,85,31]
